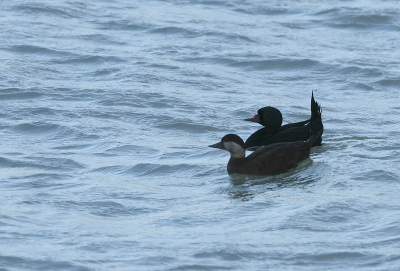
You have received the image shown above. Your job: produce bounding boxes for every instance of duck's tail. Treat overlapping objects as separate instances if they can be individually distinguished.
[310,91,322,124]
[310,91,324,144]
[306,130,323,147]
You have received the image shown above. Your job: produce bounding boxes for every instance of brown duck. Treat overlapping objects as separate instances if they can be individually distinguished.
[209,131,321,176]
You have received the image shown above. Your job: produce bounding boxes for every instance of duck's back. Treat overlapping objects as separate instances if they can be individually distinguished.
[228,141,311,175]
[245,120,322,149]
[244,127,277,148]
[245,126,312,149]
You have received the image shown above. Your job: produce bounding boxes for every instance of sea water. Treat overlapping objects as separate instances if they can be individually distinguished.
[1,0,400,270]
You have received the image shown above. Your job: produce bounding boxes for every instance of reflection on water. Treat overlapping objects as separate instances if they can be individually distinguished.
[227,159,322,200]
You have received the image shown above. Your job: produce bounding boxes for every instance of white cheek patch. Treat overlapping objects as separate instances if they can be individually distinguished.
[223,141,245,158]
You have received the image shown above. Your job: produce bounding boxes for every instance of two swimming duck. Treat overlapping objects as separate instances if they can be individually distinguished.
[209,92,323,176]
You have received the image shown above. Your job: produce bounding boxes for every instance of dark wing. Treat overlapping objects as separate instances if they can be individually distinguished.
[273,125,314,143]
[246,142,295,161]
[246,141,311,175]
[245,127,276,149]
[245,124,314,149]
[279,119,310,132]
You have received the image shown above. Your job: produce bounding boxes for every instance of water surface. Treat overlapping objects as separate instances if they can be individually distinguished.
[1,0,400,270]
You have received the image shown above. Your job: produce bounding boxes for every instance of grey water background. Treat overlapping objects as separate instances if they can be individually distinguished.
[1,0,400,270]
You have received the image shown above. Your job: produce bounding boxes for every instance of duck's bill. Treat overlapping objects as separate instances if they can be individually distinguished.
[208,142,223,149]
[244,114,260,123]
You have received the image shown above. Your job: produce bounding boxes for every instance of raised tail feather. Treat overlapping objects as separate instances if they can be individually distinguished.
[310,91,323,143]
[310,91,322,123]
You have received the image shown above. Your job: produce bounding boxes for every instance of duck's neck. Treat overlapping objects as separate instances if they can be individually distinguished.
[230,149,245,159]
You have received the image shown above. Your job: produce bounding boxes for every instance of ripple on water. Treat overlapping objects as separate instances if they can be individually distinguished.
[234,4,294,16]
[230,58,322,71]
[52,143,93,151]
[0,88,43,100]
[10,121,100,142]
[193,250,244,261]
[336,65,385,79]
[125,163,200,177]
[51,55,125,65]
[0,255,91,271]
[90,165,127,174]
[75,33,127,46]
[0,157,17,168]
[6,45,78,61]
[0,156,85,172]
[315,8,399,30]
[150,26,199,37]
[352,169,399,183]
[284,200,370,233]
[375,77,400,89]
[12,2,84,18]
[6,173,73,189]
[102,144,160,157]
[12,122,62,134]
[289,251,384,269]
[177,57,323,72]
[156,122,221,134]
[94,19,153,31]
[56,200,155,217]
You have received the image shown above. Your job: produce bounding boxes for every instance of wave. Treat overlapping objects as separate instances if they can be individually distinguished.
[314,7,400,30]
[0,88,43,100]
[0,156,85,172]
[124,162,201,177]
[13,2,84,18]
[0,255,89,271]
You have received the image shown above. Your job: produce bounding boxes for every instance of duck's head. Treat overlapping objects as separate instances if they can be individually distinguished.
[209,134,245,158]
[245,106,283,128]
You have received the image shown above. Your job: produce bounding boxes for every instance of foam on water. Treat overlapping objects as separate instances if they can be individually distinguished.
[1,0,400,270]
